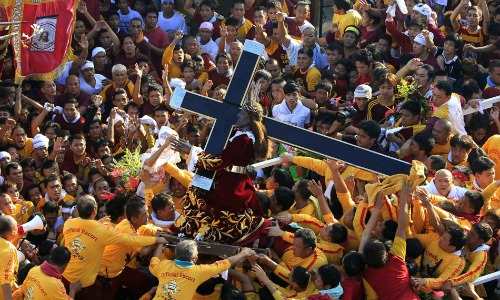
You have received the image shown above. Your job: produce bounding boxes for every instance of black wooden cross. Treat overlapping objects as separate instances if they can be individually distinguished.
[170,40,411,190]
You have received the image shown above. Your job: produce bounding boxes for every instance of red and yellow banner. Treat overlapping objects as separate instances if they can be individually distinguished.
[1,0,78,83]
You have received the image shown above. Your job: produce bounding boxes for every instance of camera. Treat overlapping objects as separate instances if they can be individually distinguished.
[44,102,54,112]
[335,106,358,124]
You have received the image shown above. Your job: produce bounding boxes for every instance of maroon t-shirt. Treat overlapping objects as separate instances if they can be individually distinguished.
[207,69,230,88]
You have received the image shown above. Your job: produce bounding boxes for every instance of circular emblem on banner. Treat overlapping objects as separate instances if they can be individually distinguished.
[30,16,57,52]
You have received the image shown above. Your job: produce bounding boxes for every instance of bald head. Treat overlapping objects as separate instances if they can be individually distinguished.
[0,215,16,239]
[432,119,452,144]
[434,169,453,196]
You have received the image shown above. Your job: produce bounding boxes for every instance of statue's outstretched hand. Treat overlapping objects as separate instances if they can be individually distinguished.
[171,137,192,155]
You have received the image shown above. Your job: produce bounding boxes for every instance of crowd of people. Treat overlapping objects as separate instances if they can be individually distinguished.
[0,0,500,298]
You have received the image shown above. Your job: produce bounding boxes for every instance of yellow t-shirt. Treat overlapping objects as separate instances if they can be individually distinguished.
[99,219,150,278]
[62,217,157,287]
[13,265,69,300]
[149,258,231,300]
[161,44,182,79]
[274,247,328,281]
[305,66,321,92]
[17,138,33,160]
[483,135,500,180]
[415,232,466,290]
[332,10,362,39]
[0,237,18,295]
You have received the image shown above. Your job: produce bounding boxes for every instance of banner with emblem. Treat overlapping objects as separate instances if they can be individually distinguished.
[1,0,78,83]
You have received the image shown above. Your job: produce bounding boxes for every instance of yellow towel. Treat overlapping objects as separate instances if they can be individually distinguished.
[365,160,426,205]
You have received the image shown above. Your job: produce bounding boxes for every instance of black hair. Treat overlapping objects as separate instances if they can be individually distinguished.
[428,155,446,171]
[353,49,373,66]
[125,200,146,221]
[382,220,398,241]
[359,120,381,140]
[294,179,312,200]
[274,187,296,211]
[406,238,425,259]
[333,0,352,11]
[464,191,484,215]
[470,156,495,175]
[434,80,453,96]
[418,64,435,81]
[450,134,475,150]
[317,264,341,288]
[413,131,435,156]
[342,251,365,276]
[271,168,294,189]
[447,227,467,251]
[291,266,310,290]
[106,193,127,223]
[400,100,422,116]
[283,81,300,94]
[461,79,481,99]
[298,47,314,58]
[49,246,71,267]
[467,147,487,166]
[363,239,388,268]
[472,222,493,243]
[42,200,59,215]
[225,17,240,27]
[294,228,317,249]
[315,81,333,94]
[329,223,348,244]
[151,192,174,214]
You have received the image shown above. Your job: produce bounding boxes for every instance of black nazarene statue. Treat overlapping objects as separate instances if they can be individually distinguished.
[173,83,272,245]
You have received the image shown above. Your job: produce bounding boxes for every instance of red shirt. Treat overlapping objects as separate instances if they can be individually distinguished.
[208,69,231,88]
[341,277,364,300]
[145,27,170,49]
[363,254,418,300]
[52,114,86,135]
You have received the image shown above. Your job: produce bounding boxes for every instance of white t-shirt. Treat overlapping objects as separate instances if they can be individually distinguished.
[118,8,143,33]
[158,11,187,34]
[272,100,311,128]
[197,37,218,61]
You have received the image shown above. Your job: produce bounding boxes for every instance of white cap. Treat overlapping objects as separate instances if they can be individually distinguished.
[0,151,10,161]
[413,31,434,46]
[81,60,94,70]
[32,134,49,150]
[354,84,372,99]
[169,78,186,90]
[199,22,214,31]
[413,3,432,17]
[91,47,106,58]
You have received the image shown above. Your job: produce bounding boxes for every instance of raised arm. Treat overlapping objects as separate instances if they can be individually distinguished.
[450,0,467,31]
[358,192,385,252]
[416,187,445,234]
[132,63,145,105]
[395,181,411,239]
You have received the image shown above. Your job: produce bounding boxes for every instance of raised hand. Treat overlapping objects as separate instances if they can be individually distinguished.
[134,63,144,78]
[326,159,343,173]
[307,180,323,198]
